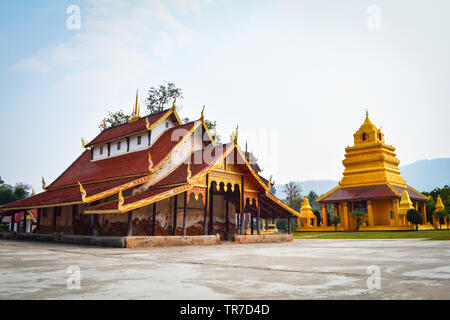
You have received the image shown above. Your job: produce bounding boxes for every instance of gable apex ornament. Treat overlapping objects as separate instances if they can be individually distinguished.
[41,177,47,191]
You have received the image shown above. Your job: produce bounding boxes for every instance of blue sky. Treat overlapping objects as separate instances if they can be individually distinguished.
[1,0,449,191]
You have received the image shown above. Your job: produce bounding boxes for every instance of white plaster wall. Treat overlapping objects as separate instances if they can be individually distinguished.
[149,119,176,147]
[109,138,128,157]
[90,118,177,161]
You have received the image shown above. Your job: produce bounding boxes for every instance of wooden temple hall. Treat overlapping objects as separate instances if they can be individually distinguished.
[0,95,298,246]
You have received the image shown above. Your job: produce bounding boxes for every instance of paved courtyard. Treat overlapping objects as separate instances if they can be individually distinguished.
[0,238,449,299]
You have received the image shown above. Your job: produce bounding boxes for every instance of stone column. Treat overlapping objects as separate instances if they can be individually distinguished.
[367,200,374,227]
[321,203,328,227]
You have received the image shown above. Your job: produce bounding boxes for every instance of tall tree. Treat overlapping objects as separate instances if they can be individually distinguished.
[146,82,183,115]
[307,190,320,212]
[99,109,130,130]
[283,182,302,211]
[0,177,31,205]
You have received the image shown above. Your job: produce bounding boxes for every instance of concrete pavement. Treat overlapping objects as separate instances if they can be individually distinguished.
[0,239,449,299]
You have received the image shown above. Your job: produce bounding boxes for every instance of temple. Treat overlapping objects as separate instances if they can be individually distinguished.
[0,92,298,245]
[299,111,431,231]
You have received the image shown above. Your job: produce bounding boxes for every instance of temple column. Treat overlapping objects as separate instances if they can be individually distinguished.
[321,203,328,227]
[36,208,41,233]
[126,211,133,236]
[182,192,187,237]
[152,203,157,236]
[208,186,214,235]
[173,195,178,236]
[23,211,27,233]
[203,174,209,235]
[367,200,374,227]
[225,196,230,239]
[240,176,245,235]
[256,194,261,235]
[10,212,15,232]
[342,202,349,231]
[420,203,427,225]
[313,217,317,227]
[71,205,77,235]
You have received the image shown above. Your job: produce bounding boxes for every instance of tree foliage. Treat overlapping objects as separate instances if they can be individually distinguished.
[406,209,423,231]
[146,81,183,115]
[283,182,302,211]
[307,190,320,212]
[423,185,450,224]
[99,109,130,130]
[351,210,367,231]
[330,215,341,230]
[0,177,31,206]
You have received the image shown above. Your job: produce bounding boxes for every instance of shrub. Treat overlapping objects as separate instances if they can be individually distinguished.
[406,209,423,231]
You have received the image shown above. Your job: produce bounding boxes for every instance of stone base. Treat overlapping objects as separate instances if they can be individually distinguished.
[61,235,126,248]
[233,234,293,244]
[125,235,220,248]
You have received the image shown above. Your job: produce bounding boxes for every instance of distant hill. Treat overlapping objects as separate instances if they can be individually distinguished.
[274,158,450,199]
[400,158,450,192]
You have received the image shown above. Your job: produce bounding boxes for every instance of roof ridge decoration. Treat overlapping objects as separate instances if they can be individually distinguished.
[81,138,88,149]
[129,89,140,123]
[78,181,87,202]
[186,163,193,185]
[148,152,155,173]
[42,177,47,191]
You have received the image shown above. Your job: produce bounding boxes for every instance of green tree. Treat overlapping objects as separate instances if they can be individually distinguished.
[99,109,130,130]
[0,177,31,206]
[406,209,423,231]
[283,182,302,210]
[313,209,321,226]
[433,210,446,230]
[351,210,367,231]
[307,190,320,212]
[146,81,183,115]
[330,215,341,230]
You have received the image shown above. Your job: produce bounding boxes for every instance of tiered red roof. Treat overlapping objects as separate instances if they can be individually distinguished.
[48,121,195,189]
[1,177,138,210]
[319,184,428,203]
[87,110,171,147]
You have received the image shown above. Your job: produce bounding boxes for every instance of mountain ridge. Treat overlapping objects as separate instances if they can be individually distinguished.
[273,158,450,199]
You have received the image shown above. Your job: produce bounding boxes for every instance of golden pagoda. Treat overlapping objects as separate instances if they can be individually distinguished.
[435,195,445,212]
[297,197,317,229]
[316,111,430,231]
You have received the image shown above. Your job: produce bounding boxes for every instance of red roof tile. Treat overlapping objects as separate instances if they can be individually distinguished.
[48,122,196,189]
[0,177,139,210]
[319,185,398,202]
[87,110,171,147]
[391,185,429,202]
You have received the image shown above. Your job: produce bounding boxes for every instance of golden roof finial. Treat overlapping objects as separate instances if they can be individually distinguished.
[186,163,193,184]
[78,181,87,202]
[172,96,177,110]
[234,125,239,145]
[31,188,35,196]
[365,108,369,117]
[41,177,47,191]
[146,117,151,130]
[118,189,124,208]
[268,175,273,188]
[103,119,107,129]
[201,105,205,121]
[129,89,140,122]
[81,138,88,149]
[148,152,155,173]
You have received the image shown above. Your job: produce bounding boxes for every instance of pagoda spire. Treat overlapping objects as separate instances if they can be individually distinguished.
[129,89,140,122]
